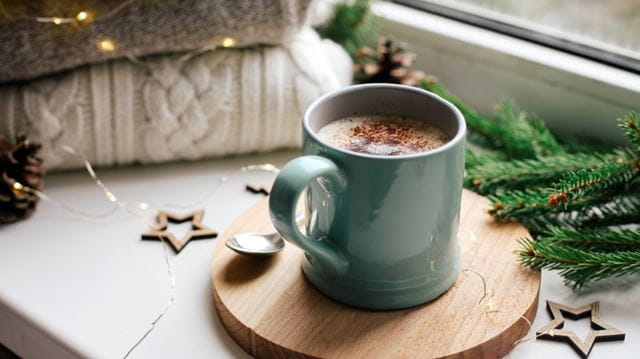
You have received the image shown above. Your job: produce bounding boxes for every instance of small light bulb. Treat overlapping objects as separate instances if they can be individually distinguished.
[76,11,88,21]
[11,181,25,196]
[98,39,116,52]
[106,192,117,202]
[221,37,236,48]
[139,203,149,210]
[52,17,63,25]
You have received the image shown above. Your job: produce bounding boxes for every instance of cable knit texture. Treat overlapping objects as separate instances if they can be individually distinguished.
[0,0,314,82]
[0,29,352,170]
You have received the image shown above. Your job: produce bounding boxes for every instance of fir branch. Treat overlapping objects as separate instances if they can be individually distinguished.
[488,149,639,220]
[316,0,378,59]
[619,112,640,152]
[538,227,640,252]
[466,151,627,194]
[510,195,640,233]
[517,238,640,287]
[488,188,616,221]
[548,152,639,205]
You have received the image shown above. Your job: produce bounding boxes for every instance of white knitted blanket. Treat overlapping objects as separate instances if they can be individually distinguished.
[0,29,352,170]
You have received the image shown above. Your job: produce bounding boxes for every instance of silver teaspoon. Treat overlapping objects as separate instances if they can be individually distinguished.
[225,213,304,257]
[225,231,284,257]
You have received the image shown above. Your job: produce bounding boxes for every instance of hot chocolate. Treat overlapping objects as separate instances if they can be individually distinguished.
[316,115,450,156]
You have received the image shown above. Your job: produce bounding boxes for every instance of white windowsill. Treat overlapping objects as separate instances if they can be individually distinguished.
[375,2,640,143]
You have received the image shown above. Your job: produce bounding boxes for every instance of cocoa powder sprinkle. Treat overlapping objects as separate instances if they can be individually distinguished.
[317,115,450,156]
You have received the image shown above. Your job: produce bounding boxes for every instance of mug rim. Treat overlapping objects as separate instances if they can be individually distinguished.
[303,83,466,160]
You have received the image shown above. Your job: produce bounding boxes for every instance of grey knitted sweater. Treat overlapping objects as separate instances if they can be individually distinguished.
[0,0,313,82]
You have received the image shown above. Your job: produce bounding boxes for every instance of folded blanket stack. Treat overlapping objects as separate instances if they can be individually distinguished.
[0,0,351,169]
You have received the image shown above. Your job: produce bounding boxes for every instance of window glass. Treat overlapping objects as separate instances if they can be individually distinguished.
[400,0,640,70]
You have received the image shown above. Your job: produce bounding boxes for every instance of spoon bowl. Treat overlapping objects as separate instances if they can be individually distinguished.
[225,213,303,257]
[225,232,285,257]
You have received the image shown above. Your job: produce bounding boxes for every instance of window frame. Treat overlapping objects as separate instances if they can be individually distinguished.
[375,2,640,144]
[394,0,640,74]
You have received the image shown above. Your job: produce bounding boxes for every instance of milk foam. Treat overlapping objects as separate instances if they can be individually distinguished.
[316,115,449,156]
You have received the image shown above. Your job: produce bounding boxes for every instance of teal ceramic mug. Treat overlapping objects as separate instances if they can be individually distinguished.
[269,84,466,309]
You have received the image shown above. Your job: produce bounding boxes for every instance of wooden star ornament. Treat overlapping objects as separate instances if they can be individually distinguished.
[245,181,270,196]
[141,209,217,253]
[536,300,625,358]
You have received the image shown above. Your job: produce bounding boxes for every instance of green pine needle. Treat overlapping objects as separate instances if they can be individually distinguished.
[511,194,640,233]
[538,227,640,252]
[551,152,639,201]
[488,188,617,221]
[619,112,640,152]
[465,151,628,194]
[487,149,638,220]
[517,238,640,287]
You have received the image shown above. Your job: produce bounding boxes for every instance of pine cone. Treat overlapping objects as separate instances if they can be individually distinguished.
[354,38,425,86]
[0,135,44,223]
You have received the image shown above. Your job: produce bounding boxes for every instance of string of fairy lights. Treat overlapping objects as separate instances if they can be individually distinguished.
[11,0,238,59]
[12,146,280,358]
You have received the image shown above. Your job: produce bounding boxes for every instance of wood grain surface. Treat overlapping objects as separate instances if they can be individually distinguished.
[211,190,540,358]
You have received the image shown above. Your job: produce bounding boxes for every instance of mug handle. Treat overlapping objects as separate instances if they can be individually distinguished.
[269,155,349,276]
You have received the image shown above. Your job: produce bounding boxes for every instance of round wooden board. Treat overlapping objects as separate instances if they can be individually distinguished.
[211,190,540,358]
